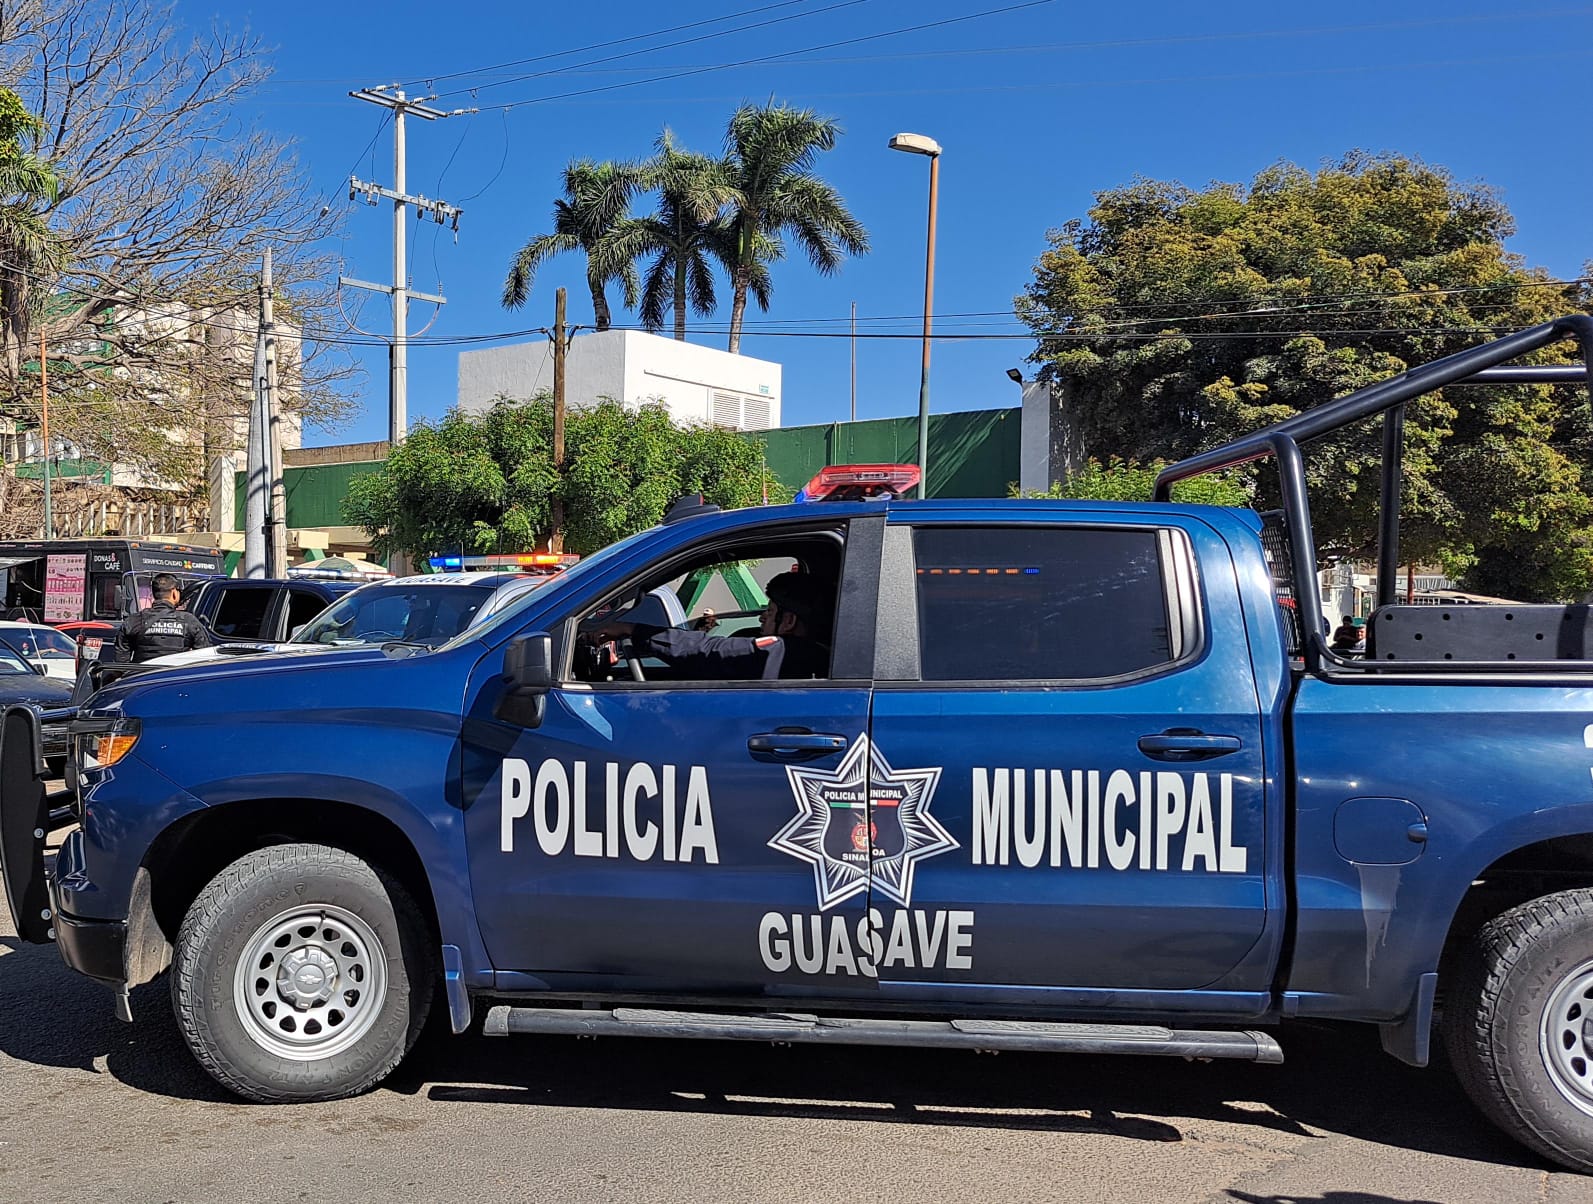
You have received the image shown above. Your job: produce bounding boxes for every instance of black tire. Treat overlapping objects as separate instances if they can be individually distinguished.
[171,843,435,1103]
[1445,889,1593,1172]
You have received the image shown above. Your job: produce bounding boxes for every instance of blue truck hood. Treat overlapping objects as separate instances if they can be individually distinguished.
[83,643,436,719]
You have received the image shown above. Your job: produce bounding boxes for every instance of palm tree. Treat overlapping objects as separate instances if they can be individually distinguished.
[721,101,869,354]
[502,158,645,331]
[608,129,778,342]
[0,88,66,378]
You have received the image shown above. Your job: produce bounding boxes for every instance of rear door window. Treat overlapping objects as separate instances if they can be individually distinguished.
[285,589,330,634]
[210,588,274,639]
[911,525,1180,682]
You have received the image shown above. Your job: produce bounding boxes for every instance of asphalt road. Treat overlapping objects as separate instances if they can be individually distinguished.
[6,898,1593,1204]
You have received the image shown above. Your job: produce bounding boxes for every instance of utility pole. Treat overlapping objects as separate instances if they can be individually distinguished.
[850,301,857,423]
[39,329,51,539]
[263,248,287,576]
[244,252,271,578]
[550,287,567,555]
[343,86,466,447]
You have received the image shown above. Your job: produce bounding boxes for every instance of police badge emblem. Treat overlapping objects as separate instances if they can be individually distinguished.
[769,734,958,910]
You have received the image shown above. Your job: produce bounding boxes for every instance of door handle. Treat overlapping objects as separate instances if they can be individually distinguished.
[1137,730,1243,762]
[748,729,849,756]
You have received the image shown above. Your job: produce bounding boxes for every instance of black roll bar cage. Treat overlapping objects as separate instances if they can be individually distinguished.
[1153,314,1593,674]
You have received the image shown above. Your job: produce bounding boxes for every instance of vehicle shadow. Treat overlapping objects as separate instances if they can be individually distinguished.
[1228,1194,1447,1204]
[0,926,1557,1171]
[392,1014,1539,1169]
[0,935,232,1103]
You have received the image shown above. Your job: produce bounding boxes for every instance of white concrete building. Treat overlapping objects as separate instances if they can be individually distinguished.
[458,330,781,431]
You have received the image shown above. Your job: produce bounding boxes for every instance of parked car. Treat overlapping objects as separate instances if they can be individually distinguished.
[0,622,79,680]
[182,577,361,645]
[140,572,568,669]
[0,637,72,773]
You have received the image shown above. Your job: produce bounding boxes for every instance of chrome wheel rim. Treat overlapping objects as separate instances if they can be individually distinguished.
[1540,958,1593,1116]
[233,905,388,1062]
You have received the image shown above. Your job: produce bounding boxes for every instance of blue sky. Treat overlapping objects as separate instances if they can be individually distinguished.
[188,0,1593,446]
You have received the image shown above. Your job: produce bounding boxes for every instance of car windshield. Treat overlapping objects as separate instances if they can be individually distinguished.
[0,642,34,674]
[2,626,75,658]
[290,583,499,648]
[438,525,664,650]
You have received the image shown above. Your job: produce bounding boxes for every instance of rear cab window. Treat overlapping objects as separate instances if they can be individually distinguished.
[897,521,1199,683]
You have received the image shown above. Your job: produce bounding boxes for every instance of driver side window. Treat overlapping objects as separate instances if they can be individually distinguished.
[568,533,844,686]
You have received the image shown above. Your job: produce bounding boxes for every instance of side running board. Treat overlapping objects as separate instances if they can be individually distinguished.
[483,1006,1284,1063]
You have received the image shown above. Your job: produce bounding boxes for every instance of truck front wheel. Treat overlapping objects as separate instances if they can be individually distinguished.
[1447,889,1593,1172]
[172,843,435,1103]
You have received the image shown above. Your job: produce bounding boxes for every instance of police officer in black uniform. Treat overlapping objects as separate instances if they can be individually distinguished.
[114,573,212,663]
[584,571,832,680]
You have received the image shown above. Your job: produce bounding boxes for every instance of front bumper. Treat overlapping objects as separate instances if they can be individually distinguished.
[50,884,127,986]
[0,703,78,945]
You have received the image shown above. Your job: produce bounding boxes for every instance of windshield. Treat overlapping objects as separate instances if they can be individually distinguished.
[291,583,498,648]
[438,526,664,650]
[0,626,75,659]
[0,641,35,674]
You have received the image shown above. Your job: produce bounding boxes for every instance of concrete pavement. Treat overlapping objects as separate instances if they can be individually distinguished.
[5,900,1593,1203]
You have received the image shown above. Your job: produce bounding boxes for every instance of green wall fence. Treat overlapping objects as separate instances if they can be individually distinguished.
[233,459,386,530]
[752,408,1020,499]
[240,406,1021,530]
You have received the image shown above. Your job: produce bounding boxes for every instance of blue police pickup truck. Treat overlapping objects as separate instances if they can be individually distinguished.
[11,316,1593,1171]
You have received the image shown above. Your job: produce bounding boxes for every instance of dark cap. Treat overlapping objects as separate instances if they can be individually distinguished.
[765,572,833,633]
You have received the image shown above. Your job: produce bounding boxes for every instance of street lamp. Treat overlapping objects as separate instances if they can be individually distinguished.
[889,132,941,497]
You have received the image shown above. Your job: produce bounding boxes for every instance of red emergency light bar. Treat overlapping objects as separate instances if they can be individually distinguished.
[796,463,922,502]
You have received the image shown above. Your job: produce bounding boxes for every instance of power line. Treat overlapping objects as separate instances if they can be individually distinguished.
[482,5,1593,80]
[266,6,1593,89]
[431,0,875,100]
[400,0,813,88]
[456,109,511,203]
[9,255,1588,352]
[472,0,1057,111]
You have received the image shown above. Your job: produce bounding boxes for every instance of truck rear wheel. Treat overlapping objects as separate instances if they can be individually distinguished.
[1446,889,1593,1172]
[171,843,435,1103]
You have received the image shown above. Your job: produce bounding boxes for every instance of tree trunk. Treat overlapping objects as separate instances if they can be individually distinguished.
[727,268,749,355]
[727,216,752,355]
[589,273,612,332]
[673,257,687,341]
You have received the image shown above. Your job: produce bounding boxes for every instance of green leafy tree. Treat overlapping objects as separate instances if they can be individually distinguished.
[1014,457,1250,507]
[1017,152,1593,599]
[344,396,783,560]
[0,88,64,377]
[721,101,868,354]
[502,159,646,331]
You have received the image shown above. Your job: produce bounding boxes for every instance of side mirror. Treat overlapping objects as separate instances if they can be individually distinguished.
[31,661,47,676]
[290,624,306,639]
[496,632,554,729]
[504,632,555,691]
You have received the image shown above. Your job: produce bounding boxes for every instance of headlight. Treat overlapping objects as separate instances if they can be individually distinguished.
[75,718,141,770]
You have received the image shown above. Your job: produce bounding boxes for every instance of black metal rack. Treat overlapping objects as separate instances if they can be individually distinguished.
[1154,315,1593,674]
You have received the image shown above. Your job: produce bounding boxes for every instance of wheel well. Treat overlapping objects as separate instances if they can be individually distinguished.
[1440,835,1593,973]
[142,799,443,950]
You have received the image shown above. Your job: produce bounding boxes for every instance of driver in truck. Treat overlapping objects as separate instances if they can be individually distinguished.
[583,570,833,680]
